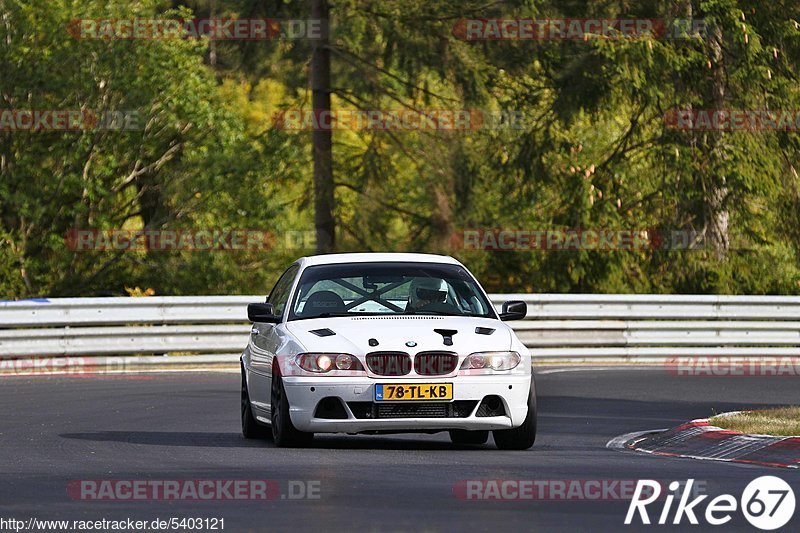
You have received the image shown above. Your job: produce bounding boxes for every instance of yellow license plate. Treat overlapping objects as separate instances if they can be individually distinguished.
[375,383,453,401]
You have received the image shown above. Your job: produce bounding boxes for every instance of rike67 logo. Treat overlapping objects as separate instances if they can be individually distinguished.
[626,477,795,530]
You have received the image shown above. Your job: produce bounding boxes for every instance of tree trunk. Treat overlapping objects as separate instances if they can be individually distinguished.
[704,22,729,256]
[311,0,335,253]
[672,0,729,257]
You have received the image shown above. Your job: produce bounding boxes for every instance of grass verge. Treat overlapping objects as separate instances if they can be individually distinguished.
[711,407,800,436]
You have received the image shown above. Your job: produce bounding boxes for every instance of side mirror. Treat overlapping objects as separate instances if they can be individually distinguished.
[499,300,527,321]
[248,303,280,323]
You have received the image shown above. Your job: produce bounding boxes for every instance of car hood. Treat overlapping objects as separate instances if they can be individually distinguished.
[285,316,512,354]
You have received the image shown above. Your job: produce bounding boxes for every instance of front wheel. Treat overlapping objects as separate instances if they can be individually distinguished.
[493,378,537,450]
[270,367,314,447]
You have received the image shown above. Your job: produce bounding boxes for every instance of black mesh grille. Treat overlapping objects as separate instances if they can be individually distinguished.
[379,403,447,418]
[476,396,506,417]
[366,352,412,376]
[347,402,372,419]
[414,351,458,376]
[347,401,478,419]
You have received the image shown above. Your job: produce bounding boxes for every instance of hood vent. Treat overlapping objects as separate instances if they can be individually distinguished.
[309,328,336,337]
[475,327,495,335]
[433,328,458,346]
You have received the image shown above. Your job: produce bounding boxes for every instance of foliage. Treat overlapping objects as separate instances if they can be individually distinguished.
[1,0,798,297]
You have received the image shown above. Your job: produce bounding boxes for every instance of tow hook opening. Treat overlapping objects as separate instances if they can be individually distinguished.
[313,397,349,419]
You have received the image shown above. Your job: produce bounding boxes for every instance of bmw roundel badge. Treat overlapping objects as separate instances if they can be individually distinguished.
[405,341,417,347]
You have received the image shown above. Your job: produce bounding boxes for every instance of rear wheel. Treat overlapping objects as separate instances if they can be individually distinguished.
[241,364,269,439]
[449,429,489,445]
[271,366,314,447]
[493,379,537,450]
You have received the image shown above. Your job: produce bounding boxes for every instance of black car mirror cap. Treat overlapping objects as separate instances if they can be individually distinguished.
[248,303,280,323]
[499,300,527,321]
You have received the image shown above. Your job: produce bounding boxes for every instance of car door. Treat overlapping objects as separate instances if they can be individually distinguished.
[248,264,299,410]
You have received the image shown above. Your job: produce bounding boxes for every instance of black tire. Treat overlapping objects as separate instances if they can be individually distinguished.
[493,378,537,450]
[241,364,269,439]
[449,429,489,445]
[271,366,314,447]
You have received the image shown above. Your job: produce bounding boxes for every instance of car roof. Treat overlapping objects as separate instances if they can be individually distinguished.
[298,252,461,268]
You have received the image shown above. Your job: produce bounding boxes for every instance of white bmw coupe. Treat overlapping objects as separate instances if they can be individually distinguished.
[240,253,536,449]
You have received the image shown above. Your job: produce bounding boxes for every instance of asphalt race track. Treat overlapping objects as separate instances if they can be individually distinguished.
[1,367,798,532]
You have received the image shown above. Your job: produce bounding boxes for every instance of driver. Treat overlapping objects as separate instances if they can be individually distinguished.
[406,277,447,312]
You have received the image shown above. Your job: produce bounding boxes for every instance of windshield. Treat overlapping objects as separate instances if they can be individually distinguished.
[288,262,496,321]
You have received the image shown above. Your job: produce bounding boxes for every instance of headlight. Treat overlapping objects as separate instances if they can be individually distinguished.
[460,351,521,371]
[295,353,365,373]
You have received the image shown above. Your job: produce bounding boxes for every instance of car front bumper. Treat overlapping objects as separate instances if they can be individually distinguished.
[280,375,531,433]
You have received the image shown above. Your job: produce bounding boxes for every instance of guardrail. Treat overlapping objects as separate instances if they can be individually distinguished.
[2,295,800,362]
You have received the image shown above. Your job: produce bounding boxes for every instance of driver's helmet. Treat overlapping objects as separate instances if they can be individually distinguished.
[408,277,447,309]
